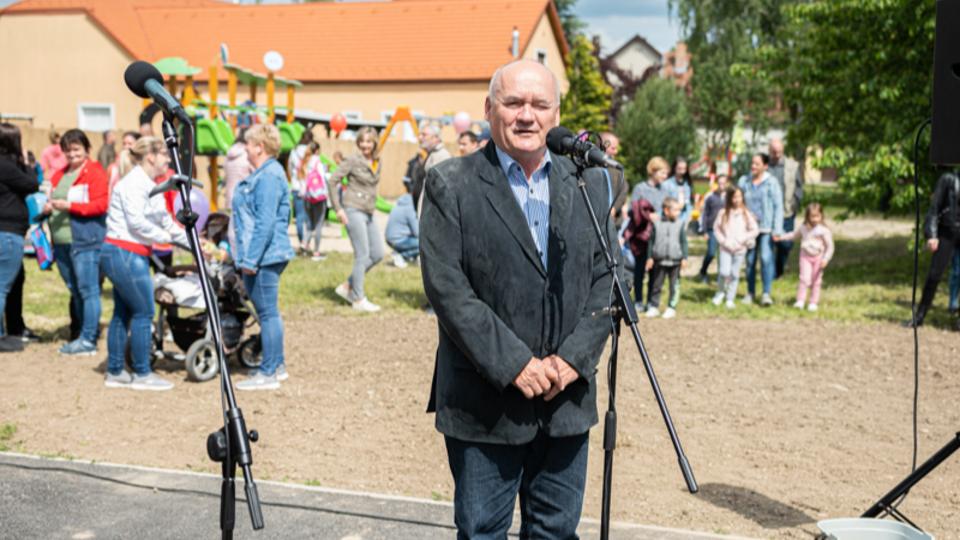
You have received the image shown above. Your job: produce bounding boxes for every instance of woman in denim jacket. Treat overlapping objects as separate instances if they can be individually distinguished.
[232,124,295,390]
[737,153,784,306]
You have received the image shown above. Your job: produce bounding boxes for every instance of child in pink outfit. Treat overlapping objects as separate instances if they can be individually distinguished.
[777,203,834,311]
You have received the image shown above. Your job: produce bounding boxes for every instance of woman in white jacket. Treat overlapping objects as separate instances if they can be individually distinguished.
[100,137,188,391]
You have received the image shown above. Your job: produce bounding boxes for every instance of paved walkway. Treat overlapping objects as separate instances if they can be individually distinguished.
[0,452,754,540]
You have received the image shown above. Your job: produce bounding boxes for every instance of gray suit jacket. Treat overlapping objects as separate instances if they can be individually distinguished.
[421,142,616,445]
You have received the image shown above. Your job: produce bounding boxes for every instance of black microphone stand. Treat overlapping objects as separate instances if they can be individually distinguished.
[569,153,698,540]
[160,116,264,539]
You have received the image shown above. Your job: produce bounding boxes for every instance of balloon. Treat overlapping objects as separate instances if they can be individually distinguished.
[330,113,347,135]
[173,187,211,232]
[453,111,471,134]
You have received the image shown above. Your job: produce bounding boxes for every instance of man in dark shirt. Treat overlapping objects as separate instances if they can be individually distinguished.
[698,174,728,282]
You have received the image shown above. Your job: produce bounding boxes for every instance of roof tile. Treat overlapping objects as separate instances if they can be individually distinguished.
[3,0,564,82]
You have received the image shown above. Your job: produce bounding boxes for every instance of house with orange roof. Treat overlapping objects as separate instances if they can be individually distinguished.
[0,0,568,134]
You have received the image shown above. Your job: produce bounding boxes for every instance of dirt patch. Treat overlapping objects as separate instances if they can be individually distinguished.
[1,315,958,538]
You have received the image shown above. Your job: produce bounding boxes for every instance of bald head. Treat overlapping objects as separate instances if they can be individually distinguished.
[488,59,561,106]
[769,138,784,164]
[484,59,561,175]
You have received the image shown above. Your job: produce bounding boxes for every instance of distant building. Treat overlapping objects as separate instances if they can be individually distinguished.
[604,34,662,87]
[662,42,693,91]
[0,0,569,131]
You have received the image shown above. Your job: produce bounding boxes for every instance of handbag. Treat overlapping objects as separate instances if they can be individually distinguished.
[29,224,54,270]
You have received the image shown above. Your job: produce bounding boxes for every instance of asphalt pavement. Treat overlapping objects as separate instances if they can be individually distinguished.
[0,452,752,540]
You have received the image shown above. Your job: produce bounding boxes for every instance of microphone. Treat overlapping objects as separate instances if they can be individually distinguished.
[124,61,192,124]
[546,127,623,169]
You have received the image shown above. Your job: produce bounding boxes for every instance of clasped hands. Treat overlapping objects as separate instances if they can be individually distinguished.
[512,355,579,401]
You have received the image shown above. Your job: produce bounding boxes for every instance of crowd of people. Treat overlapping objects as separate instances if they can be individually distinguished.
[620,137,834,318]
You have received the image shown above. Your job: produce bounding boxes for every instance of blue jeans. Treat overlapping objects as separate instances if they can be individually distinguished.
[775,215,796,278]
[0,232,25,335]
[388,236,419,260]
[100,244,154,376]
[242,262,287,376]
[745,233,775,296]
[444,432,589,540]
[699,230,718,276]
[291,191,307,244]
[949,250,960,311]
[53,243,101,342]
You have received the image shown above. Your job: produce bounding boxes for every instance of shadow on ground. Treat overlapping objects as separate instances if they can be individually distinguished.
[697,483,814,529]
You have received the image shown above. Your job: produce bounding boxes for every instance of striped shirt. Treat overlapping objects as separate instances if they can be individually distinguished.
[495,146,552,268]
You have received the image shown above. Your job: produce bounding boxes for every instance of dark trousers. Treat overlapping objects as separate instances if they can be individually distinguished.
[918,236,960,319]
[775,215,796,278]
[699,230,718,277]
[4,264,26,335]
[632,240,649,306]
[648,262,681,309]
[444,432,589,540]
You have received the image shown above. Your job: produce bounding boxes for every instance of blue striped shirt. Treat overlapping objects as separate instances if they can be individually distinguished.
[495,146,552,267]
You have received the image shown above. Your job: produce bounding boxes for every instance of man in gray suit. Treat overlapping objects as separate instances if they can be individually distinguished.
[421,59,615,538]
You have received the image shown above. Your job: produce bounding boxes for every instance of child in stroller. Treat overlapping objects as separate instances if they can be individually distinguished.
[136,212,262,381]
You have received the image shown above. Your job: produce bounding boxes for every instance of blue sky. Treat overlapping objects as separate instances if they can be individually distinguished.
[0,0,681,55]
[573,0,682,55]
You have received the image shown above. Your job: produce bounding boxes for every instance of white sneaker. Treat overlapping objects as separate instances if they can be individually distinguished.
[793,300,805,309]
[725,300,736,309]
[236,372,280,391]
[334,282,352,304]
[276,364,289,381]
[352,297,381,313]
[807,303,818,312]
[392,253,408,268]
[711,292,724,306]
[760,293,774,306]
[741,294,754,305]
[645,307,661,318]
[130,372,174,391]
[662,307,676,319]
[104,370,133,388]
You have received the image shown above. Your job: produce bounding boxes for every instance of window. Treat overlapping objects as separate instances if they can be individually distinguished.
[77,103,115,131]
[341,110,363,121]
[536,49,547,64]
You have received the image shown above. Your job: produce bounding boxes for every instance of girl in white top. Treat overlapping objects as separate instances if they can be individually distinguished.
[712,186,759,308]
[101,136,187,392]
[776,203,834,311]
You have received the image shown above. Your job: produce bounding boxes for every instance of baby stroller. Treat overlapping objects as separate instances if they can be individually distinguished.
[128,212,262,381]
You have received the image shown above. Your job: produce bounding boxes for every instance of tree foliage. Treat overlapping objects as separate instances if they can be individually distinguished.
[553,0,585,45]
[669,0,786,154]
[561,34,613,133]
[764,0,935,214]
[615,78,699,186]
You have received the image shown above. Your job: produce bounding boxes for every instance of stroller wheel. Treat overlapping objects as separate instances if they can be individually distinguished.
[185,339,219,382]
[237,335,262,369]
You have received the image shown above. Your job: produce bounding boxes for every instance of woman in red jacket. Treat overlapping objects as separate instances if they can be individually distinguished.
[44,129,108,356]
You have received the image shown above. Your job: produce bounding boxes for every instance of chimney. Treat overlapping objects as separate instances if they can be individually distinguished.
[511,27,520,58]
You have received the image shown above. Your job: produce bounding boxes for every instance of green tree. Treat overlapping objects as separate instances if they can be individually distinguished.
[669,0,786,154]
[554,0,585,45]
[615,78,699,186]
[560,34,613,133]
[764,0,935,214]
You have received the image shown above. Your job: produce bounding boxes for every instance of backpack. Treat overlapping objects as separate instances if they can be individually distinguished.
[303,162,328,203]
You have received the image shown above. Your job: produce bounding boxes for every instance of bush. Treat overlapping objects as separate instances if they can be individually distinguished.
[615,78,699,186]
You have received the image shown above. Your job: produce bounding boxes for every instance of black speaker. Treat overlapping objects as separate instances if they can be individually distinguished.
[931,0,960,164]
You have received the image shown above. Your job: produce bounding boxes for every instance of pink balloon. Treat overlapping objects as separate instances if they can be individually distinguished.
[453,112,471,134]
[173,188,211,232]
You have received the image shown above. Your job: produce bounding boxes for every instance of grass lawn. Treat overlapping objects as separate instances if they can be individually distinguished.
[18,220,954,335]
